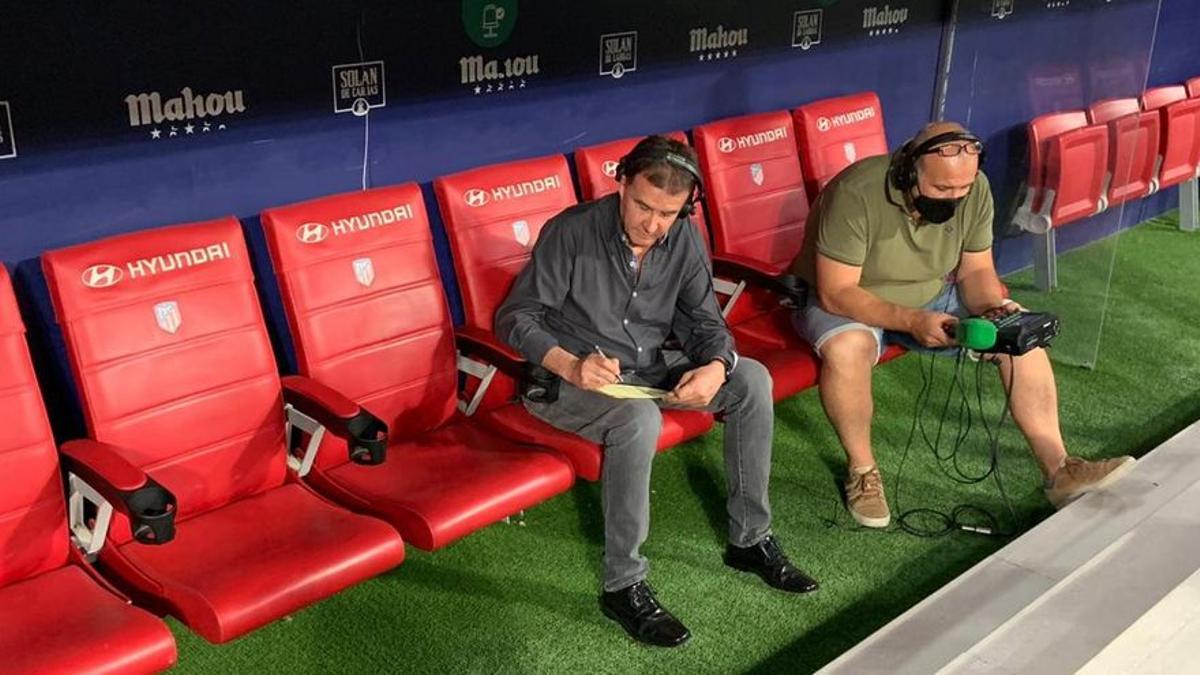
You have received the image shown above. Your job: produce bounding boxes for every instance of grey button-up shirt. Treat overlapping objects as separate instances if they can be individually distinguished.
[495,193,737,382]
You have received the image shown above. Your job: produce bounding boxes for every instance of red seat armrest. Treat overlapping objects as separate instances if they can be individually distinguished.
[60,439,177,544]
[282,375,388,465]
[711,254,808,304]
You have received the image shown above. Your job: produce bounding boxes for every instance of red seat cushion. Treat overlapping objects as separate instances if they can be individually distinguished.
[260,186,578,547]
[476,404,713,482]
[0,564,177,674]
[310,420,573,549]
[109,483,404,643]
[42,218,406,643]
[436,156,715,476]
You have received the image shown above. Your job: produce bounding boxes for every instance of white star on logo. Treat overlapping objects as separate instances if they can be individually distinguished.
[203,122,211,132]
[218,124,226,130]
[184,124,195,134]
[150,128,161,139]
[731,49,738,57]
[697,54,704,62]
[169,126,178,137]
[519,79,526,88]
[474,85,482,95]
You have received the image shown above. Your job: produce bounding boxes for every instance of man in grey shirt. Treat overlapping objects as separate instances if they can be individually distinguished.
[496,136,817,648]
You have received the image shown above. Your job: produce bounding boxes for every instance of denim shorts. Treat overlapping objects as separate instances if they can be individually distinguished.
[792,285,967,363]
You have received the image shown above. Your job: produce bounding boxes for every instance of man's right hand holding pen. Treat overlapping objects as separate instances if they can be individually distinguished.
[539,345,623,391]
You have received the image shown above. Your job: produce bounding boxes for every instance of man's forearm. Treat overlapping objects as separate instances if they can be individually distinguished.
[957,270,1007,315]
[821,286,920,333]
[540,346,580,380]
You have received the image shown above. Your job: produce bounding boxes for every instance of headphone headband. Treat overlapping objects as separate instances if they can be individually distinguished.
[615,137,705,219]
[891,129,986,192]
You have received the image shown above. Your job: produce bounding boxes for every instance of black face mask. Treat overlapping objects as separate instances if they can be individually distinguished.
[913,192,962,224]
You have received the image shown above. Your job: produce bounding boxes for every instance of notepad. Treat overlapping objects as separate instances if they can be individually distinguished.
[597,384,670,400]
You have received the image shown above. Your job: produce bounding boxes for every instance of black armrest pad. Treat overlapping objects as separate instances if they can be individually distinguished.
[282,376,388,465]
[711,254,808,304]
[455,326,526,378]
[60,439,176,545]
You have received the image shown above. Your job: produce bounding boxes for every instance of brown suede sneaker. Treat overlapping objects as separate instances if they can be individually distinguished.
[845,465,891,528]
[1045,455,1136,508]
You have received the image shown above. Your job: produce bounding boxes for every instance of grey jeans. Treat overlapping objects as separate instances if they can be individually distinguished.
[524,352,775,592]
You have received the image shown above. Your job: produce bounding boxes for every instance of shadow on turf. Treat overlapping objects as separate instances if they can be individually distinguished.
[393,556,603,627]
[743,544,985,674]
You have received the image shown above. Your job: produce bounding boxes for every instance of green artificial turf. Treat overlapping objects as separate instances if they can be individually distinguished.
[169,212,1200,674]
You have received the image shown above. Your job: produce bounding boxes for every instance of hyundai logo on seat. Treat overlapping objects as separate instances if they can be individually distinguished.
[296,222,331,244]
[81,264,124,289]
[464,188,490,207]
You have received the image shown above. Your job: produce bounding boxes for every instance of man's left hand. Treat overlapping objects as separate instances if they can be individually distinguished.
[981,299,1026,321]
[663,361,726,408]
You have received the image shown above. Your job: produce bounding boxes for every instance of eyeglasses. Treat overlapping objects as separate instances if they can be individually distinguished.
[921,141,984,158]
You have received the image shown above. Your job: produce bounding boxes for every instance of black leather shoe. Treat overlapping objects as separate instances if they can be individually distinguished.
[724,535,819,593]
[599,581,691,647]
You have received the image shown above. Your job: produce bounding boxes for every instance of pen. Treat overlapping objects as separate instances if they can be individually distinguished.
[594,346,624,383]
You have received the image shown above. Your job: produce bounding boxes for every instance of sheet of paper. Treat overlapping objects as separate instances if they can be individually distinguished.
[597,384,670,400]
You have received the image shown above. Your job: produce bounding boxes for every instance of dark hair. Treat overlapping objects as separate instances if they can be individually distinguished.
[620,135,699,195]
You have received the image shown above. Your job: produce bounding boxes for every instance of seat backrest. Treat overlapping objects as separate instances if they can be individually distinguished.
[0,267,69,588]
[261,186,458,453]
[1044,125,1109,226]
[573,131,710,249]
[42,218,285,536]
[693,110,809,274]
[1027,111,1089,210]
[434,155,577,333]
[1142,86,1188,111]
[792,92,889,199]
[1152,96,1200,189]
[1090,104,1161,206]
[1188,77,1200,99]
[1088,98,1141,125]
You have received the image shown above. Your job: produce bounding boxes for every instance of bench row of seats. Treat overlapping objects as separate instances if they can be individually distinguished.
[1015,76,1200,287]
[0,91,897,673]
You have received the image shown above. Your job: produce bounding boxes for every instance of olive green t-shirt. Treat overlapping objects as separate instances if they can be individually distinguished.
[791,153,994,308]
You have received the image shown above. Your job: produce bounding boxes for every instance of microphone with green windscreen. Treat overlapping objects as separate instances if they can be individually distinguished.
[955,317,998,351]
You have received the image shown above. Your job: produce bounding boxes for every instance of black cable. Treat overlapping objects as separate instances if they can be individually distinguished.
[891,346,1022,538]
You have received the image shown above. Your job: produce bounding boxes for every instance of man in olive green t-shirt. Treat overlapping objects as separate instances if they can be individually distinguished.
[791,121,1134,528]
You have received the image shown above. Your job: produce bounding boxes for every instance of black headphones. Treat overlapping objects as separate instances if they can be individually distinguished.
[890,130,986,192]
[614,137,706,219]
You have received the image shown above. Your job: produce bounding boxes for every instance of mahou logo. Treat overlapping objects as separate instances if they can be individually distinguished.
[862,4,909,36]
[125,87,246,127]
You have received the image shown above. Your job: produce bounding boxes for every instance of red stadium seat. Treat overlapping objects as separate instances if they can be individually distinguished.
[260,185,574,549]
[1015,111,1109,233]
[1141,86,1200,189]
[42,218,405,643]
[1088,98,1162,205]
[573,130,710,251]
[692,111,827,399]
[0,266,177,674]
[792,91,889,199]
[435,155,713,481]
[1188,77,1200,99]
